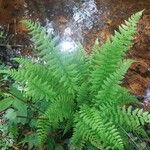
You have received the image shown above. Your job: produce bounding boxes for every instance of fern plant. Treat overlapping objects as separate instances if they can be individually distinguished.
[0,11,149,149]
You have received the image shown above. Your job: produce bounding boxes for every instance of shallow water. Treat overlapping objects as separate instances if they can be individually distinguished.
[28,0,100,52]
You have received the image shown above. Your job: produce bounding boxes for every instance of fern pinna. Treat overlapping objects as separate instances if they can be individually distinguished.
[1,11,150,149]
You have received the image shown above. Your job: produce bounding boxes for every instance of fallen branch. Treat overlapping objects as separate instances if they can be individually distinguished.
[0,44,23,48]
[17,115,48,120]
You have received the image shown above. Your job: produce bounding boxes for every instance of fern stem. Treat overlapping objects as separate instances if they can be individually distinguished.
[17,115,48,120]
[0,44,23,48]
[134,132,149,150]
[2,89,44,114]
[119,125,140,150]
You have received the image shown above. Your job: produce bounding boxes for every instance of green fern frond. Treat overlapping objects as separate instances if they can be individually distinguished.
[94,59,134,105]
[90,11,143,96]
[112,87,137,105]
[77,82,92,106]
[100,104,141,132]
[100,104,150,136]
[72,105,124,150]
[60,43,88,85]
[1,58,56,102]
[37,95,74,145]
[63,119,73,135]
[134,126,148,137]
[21,20,79,95]
[123,106,150,124]
[37,117,52,146]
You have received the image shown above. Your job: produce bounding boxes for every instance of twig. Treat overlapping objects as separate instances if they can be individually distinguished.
[2,89,44,114]
[14,19,17,45]
[10,92,44,114]
[17,115,48,120]
[0,44,23,48]
[134,132,149,150]
[119,125,140,150]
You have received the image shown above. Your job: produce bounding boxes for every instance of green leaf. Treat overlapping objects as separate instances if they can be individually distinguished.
[13,99,27,124]
[55,144,64,150]
[9,123,19,138]
[0,98,13,112]
[20,133,39,150]
[4,108,17,122]
[10,86,27,102]
[47,138,55,150]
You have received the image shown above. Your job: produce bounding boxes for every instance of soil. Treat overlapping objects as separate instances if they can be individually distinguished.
[0,0,150,97]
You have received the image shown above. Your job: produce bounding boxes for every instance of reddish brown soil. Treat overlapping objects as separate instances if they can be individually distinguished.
[0,0,24,24]
[0,0,150,96]
[125,15,150,96]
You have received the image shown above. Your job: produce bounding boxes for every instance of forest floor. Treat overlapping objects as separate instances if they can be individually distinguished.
[0,0,150,105]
